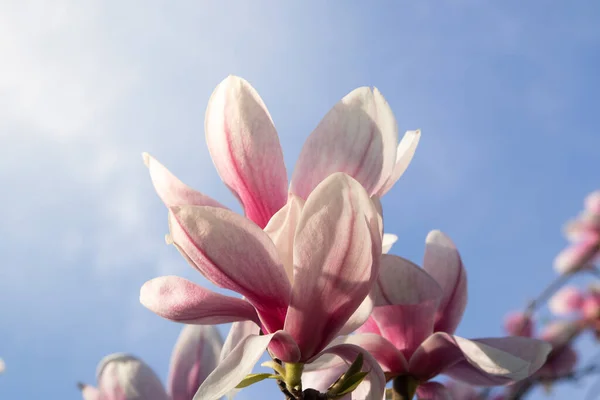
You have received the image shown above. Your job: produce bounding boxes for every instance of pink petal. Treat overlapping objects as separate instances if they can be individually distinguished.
[264,194,305,283]
[382,233,398,254]
[167,325,223,400]
[302,364,348,394]
[369,255,442,358]
[219,321,260,400]
[356,316,382,336]
[205,76,287,228]
[423,230,468,334]
[540,321,574,346]
[290,87,398,199]
[220,320,261,363]
[328,333,408,375]
[140,276,259,325]
[413,334,551,386]
[554,235,600,274]
[338,296,374,336]
[79,385,100,400]
[142,153,226,209]
[548,286,585,315]
[193,331,297,400]
[168,205,291,332]
[284,173,382,360]
[503,312,534,337]
[96,354,169,400]
[371,255,442,307]
[309,343,387,400]
[416,381,452,400]
[378,130,422,196]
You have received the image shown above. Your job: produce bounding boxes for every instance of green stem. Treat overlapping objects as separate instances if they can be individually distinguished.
[285,362,304,397]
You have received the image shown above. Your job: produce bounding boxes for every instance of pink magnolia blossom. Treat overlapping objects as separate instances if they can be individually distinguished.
[556,190,600,274]
[79,325,222,400]
[140,173,386,400]
[315,231,550,400]
[143,75,420,230]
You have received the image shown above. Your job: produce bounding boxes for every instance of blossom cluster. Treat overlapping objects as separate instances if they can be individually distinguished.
[69,76,600,400]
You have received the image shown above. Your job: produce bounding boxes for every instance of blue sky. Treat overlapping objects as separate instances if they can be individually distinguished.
[1,1,599,399]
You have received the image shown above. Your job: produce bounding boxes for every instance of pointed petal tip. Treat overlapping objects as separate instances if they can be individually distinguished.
[142,152,151,167]
[165,234,173,245]
[425,229,453,245]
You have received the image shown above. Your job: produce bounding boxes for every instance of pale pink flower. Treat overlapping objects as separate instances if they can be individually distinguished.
[548,286,585,316]
[140,173,386,400]
[0,358,4,374]
[582,290,600,320]
[143,75,420,229]
[314,231,550,399]
[79,325,222,400]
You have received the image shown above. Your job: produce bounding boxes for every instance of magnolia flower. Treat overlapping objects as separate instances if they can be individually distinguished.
[79,325,222,400]
[556,190,600,274]
[143,75,419,233]
[316,231,551,400]
[141,173,386,400]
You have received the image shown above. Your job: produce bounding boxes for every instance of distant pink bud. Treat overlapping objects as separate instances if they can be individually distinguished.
[548,286,585,315]
[582,292,600,321]
[554,234,600,274]
[503,312,533,337]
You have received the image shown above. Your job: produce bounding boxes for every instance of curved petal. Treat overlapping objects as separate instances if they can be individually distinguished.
[96,354,168,400]
[140,276,259,325]
[548,286,585,315]
[416,381,452,400]
[291,87,398,199]
[372,255,442,307]
[284,173,382,360]
[444,381,479,400]
[309,343,387,400]
[302,364,348,393]
[221,320,261,363]
[264,194,305,283]
[338,295,374,336]
[370,255,441,356]
[168,205,290,332]
[193,331,297,400]
[382,233,398,254]
[143,153,226,209]
[423,230,467,334]
[411,334,552,386]
[168,325,223,400]
[205,75,287,228]
[329,333,408,375]
[378,130,422,196]
[585,190,600,215]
